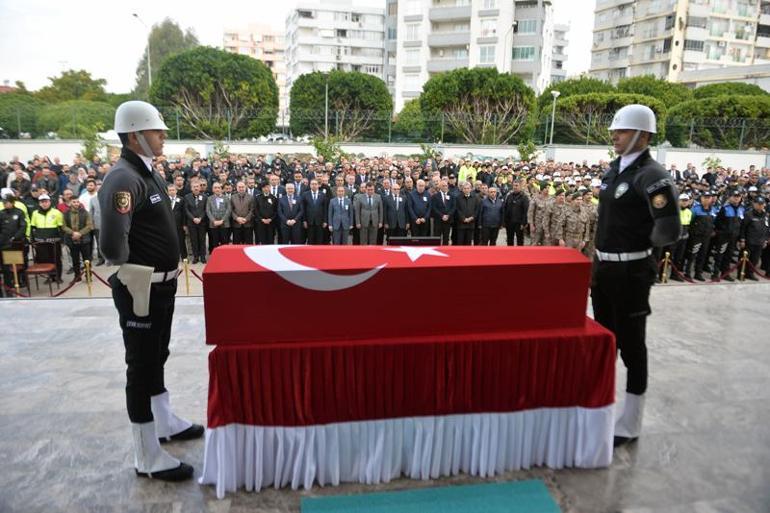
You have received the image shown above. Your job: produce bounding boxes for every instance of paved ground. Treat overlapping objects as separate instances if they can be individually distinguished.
[1,283,769,513]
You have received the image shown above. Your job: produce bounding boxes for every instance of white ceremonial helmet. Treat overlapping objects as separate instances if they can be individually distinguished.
[114,100,169,133]
[609,104,657,134]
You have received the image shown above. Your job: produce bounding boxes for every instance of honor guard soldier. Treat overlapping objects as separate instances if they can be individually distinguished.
[591,105,680,447]
[99,101,202,482]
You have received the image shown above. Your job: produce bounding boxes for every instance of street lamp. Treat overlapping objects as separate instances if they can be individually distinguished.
[132,13,152,88]
[324,78,329,142]
[549,90,560,146]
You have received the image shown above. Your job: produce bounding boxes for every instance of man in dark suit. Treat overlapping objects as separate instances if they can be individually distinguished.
[407,179,432,237]
[455,181,482,246]
[302,179,327,245]
[255,182,278,244]
[278,183,304,244]
[431,181,455,245]
[267,173,285,243]
[383,183,410,241]
[184,179,208,263]
[167,184,187,260]
[328,185,354,245]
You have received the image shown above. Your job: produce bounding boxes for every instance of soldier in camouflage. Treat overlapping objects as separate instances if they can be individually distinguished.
[527,185,551,245]
[544,189,567,246]
[564,192,591,250]
[581,189,598,257]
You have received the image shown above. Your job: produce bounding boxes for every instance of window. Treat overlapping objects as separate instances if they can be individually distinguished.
[403,73,421,91]
[406,23,421,40]
[387,27,398,39]
[688,16,707,29]
[479,45,496,63]
[336,29,348,38]
[298,10,314,19]
[454,22,470,32]
[480,19,497,37]
[352,13,361,22]
[483,0,496,8]
[335,12,350,22]
[684,39,704,51]
[512,46,535,60]
[516,20,537,34]
[388,2,398,15]
[405,48,420,65]
[365,64,382,74]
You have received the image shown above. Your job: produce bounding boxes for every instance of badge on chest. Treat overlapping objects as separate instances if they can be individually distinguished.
[614,183,629,199]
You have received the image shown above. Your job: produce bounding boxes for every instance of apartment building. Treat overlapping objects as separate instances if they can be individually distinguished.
[285,1,387,101]
[223,24,288,119]
[391,0,556,112]
[590,0,770,84]
[552,23,569,83]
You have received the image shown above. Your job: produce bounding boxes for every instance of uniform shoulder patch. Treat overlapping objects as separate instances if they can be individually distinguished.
[114,191,132,214]
[652,194,668,209]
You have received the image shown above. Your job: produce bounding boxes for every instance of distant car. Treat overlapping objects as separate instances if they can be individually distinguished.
[265,133,288,142]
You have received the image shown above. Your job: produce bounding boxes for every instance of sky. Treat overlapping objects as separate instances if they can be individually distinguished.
[0,0,595,94]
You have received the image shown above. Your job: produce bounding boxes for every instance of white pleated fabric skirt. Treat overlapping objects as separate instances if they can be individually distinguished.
[199,406,613,498]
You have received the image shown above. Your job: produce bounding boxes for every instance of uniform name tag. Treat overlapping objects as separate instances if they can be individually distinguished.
[150,194,162,204]
[345,205,349,210]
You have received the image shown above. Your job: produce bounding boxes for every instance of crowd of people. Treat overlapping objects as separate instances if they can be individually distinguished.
[1,150,769,294]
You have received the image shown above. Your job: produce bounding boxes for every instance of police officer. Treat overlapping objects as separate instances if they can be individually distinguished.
[99,101,202,482]
[711,189,745,281]
[684,190,718,281]
[591,105,680,447]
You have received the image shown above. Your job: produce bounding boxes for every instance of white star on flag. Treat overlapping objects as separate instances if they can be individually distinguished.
[384,246,449,262]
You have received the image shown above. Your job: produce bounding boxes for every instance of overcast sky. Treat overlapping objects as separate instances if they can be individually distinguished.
[0,0,595,93]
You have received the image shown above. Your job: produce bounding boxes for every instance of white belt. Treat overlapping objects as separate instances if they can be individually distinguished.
[151,269,179,283]
[595,248,652,262]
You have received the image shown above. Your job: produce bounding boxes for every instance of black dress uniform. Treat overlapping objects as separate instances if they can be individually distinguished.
[100,147,181,422]
[184,191,208,263]
[591,148,680,444]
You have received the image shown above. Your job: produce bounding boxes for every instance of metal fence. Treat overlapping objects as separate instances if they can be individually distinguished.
[4,104,770,151]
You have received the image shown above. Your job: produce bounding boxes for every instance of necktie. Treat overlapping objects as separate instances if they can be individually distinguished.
[272,187,276,196]
[442,193,446,205]
[368,196,372,208]
[396,197,399,210]
[313,192,317,202]
[339,198,343,208]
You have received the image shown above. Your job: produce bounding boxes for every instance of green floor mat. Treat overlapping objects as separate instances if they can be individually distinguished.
[301,479,561,513]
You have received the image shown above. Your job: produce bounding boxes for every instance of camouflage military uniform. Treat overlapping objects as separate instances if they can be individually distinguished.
[582,201,598,257]
[544,200,567,246]
[527,193,551,245]
[564,205,590,249]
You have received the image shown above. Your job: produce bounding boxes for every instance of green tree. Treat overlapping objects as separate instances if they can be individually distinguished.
[617,75,692,108]
[537,76,615,113]
[105,93,134,109]
[289,71,392,141]
[693,82,768,100]
[666,95,770,149]
[150,46,278,139]
[0,94,46,137]
[37,100,115,139]
[420,67,536,144]
[35,69,107,103]
[392,98,426,141]
[555,93,666,145]
[133,18,199,99]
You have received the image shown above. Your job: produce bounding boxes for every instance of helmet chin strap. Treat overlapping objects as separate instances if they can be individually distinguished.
[135,132,154,159]
[621,130,642,156]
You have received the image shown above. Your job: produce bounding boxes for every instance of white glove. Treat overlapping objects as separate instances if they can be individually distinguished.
[117,264,154,317]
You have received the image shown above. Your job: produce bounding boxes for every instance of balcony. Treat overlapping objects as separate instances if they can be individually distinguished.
[428,5,471,22]
[427,31,470,46]
[761,13,770,25]
[426,58,469,72]
[757,35,770,48]
[685,27,708,41]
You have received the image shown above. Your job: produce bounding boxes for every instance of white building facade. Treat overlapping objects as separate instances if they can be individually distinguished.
[590,0,770,84]
[285,1,387,103]
[223,25,288,122]
[551,23,569,84]
[391,0,556,112]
